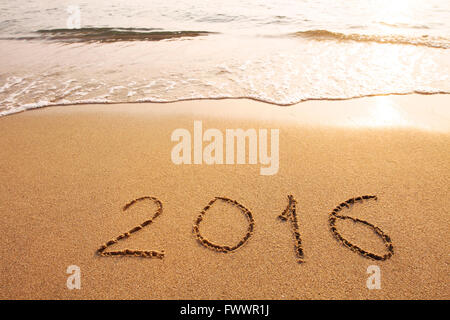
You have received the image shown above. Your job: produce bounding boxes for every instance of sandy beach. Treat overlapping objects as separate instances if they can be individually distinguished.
[0,95,448,299]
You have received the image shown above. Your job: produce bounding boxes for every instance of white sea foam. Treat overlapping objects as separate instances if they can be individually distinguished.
[0,1,449,116]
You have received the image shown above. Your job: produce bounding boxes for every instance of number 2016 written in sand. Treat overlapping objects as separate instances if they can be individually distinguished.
[97,195,394,262]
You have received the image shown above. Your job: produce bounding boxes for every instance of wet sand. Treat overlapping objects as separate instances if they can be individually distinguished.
[0,95,449,299]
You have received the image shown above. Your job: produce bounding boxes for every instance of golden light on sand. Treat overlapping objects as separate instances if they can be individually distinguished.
[338,96,412,129]
[368,96,409,127]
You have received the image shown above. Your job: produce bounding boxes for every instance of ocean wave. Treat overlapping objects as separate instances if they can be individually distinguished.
[2,91,449,118]
[3,27,217,43]
[376,21,431,30]
[292,29,449,49]
[1,26,449,117]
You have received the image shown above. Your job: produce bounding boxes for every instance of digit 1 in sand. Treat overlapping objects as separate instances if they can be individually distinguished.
[279,195,305,263]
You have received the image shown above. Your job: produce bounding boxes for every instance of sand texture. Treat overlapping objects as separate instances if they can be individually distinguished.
[0,95,449,299]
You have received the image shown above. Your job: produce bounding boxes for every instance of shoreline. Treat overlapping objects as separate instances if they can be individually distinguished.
[2,92,450,128]
[0,95,449,299]
[3,93,449,132]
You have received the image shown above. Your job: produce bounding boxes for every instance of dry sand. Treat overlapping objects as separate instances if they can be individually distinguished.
[0,95,449,299]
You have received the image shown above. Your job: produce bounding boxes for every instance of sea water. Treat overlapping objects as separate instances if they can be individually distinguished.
[0,0,449,116]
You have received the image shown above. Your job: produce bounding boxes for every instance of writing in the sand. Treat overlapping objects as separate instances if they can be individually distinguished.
[97,194,394,262]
